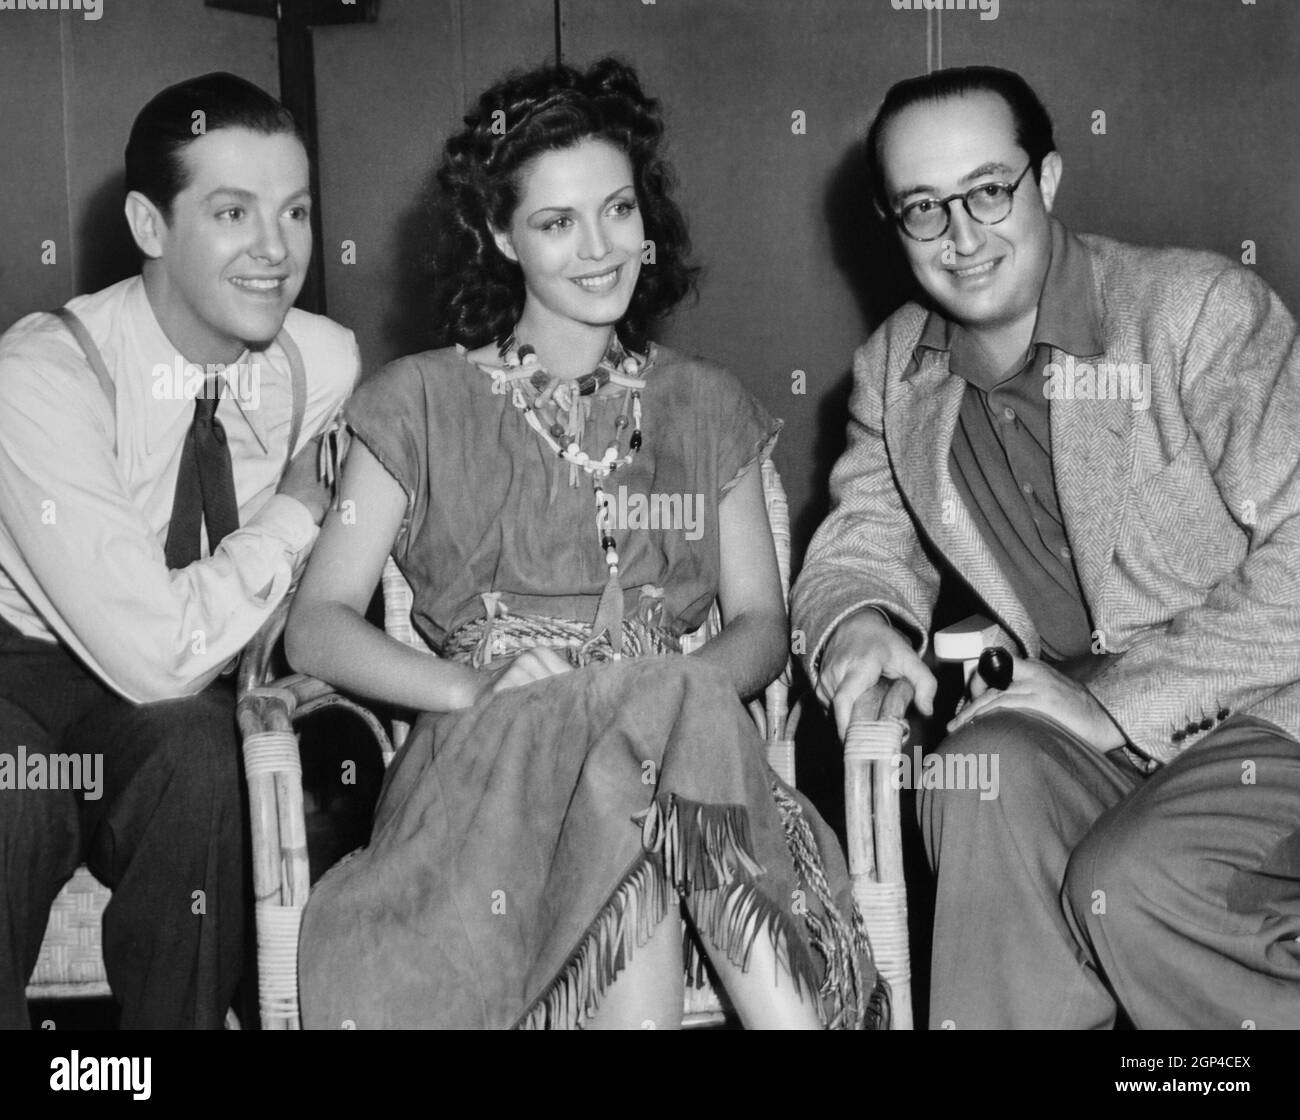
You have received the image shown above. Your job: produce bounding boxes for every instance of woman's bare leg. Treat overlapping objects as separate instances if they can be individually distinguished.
[586,909,685,1030]
[581,891,824,1029]
[686,893,824,1029]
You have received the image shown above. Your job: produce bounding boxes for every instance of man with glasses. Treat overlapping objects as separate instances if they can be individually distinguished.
[793,66,1300,1028]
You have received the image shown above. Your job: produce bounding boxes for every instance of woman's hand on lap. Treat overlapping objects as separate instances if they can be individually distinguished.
[485,647,575,696]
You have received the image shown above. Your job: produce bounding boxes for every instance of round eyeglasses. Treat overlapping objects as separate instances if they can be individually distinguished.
[893,163,1034,242]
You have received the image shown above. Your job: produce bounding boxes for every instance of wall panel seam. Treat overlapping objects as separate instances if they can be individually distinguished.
[59,12,77,296]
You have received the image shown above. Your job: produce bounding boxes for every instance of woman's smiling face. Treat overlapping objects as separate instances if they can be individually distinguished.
[492,138,645,335]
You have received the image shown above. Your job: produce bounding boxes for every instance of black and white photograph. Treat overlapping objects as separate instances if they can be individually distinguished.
[0,0,1294,1098]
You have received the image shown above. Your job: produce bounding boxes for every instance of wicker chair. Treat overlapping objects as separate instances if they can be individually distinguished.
[26,867,113,1006]
[236,459,914,1029]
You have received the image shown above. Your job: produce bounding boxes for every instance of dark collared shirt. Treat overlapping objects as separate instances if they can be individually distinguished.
[916,219,1103,661]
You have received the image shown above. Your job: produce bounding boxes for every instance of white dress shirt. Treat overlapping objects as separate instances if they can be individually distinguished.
[0,276,359,702]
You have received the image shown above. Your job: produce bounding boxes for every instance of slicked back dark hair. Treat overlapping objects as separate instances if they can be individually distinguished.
[865,65,1055,215]
[125,72,303,221]
[434,56,698,348]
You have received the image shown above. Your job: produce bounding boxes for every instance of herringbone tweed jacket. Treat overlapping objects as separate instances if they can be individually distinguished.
[793,228,1300,764]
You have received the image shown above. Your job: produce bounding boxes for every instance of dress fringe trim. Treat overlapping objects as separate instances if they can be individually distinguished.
[512,854,670,1030]
[768,777,891,1030]
[513,791,886,1030]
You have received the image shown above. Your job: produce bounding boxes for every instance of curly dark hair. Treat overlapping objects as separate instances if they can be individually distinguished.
[433,57,698,348]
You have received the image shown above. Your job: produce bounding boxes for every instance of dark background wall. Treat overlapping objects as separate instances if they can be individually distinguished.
[0,2,279,320]
[3,0,1297,570]
[3,0,1295,1024]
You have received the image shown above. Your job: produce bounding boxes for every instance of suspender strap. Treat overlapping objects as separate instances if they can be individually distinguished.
[276,327,308,474]
[49,306,307,474]
[49,307,118,456]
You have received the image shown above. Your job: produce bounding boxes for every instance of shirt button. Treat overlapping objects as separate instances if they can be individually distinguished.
[1020,482,1033,496]
[1002,406,1016,422]
[1060,546,1072,560]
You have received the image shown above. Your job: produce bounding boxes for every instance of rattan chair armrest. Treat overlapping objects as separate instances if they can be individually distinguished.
[849,677,916,724]
[841,675,915,1029]
[236,672,398,1030]
[236,594,293,698]
[236,674,370,735]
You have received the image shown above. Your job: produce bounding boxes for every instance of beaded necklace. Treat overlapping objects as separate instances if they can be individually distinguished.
[471,331,649,657]
[490,333,644,476]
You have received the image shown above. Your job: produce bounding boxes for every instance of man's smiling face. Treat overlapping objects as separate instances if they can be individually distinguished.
[137,127,312,365]
[880,91,1060,339]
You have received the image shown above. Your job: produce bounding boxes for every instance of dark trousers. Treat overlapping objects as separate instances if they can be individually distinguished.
[0,619,247,1029]
[919,709,1300,1028]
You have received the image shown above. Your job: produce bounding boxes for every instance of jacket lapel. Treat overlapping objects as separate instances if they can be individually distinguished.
[1048,349,1135,619]
[887,348,1040,657]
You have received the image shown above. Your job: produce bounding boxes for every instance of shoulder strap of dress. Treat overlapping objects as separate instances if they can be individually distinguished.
[49,306,117,456]
[275,327,308,473]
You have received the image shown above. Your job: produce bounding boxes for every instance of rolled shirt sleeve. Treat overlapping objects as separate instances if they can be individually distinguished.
[0,308,358,702]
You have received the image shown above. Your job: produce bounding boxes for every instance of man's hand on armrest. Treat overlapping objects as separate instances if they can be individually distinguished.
[817,608,937,741]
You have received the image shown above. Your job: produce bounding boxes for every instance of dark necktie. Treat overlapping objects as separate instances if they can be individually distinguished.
[164,383,240,569]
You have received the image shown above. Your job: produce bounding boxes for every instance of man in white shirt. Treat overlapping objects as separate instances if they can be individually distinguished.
[0,73,359,1028]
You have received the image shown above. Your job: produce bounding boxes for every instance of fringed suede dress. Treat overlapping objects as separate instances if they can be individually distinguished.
[298,342,887,1029]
